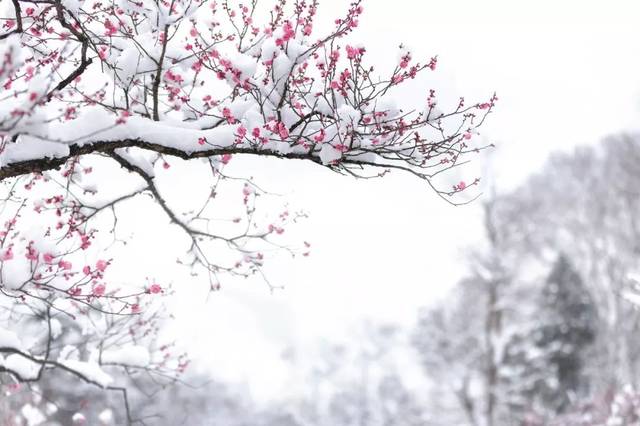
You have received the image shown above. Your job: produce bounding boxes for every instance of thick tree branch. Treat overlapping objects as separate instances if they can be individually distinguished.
[0,135,489,205]
[0,139,324,180]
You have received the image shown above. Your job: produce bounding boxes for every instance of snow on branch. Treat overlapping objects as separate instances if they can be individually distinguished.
[0,0,494,198]
[0,0,496,420]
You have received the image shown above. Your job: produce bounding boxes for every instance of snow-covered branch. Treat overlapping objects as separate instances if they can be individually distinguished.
[0,0,496,419]
[0,0,494,198]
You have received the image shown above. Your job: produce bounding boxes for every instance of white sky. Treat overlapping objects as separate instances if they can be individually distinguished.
[114,0,640,401]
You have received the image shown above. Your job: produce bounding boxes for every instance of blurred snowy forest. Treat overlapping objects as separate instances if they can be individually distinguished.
[6,133,640,425]
[1,0,639,421]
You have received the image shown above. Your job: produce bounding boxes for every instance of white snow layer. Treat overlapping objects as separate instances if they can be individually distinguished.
[63,360,113,387]
[0,326,22,349]
[102,345,151,367]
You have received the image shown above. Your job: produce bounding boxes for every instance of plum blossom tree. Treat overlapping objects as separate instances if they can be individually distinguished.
[0,0,494,421]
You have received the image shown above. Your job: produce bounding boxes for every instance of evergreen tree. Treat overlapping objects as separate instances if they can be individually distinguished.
[534,254,598,414]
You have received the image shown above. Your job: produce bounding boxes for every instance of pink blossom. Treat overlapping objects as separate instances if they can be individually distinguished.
[198,137,207,146]
[25,66,34,81]
[64,107,76,120]
[222,107,236,123]
[25,246,38,261]
[277,122,289,139]
[335,144,349,153]
[80,234,91,250]
[115,110,131,125]
[82,265,91,275]
[104,19,119,36]
[221,154,232,165]
[1,248,13,261]
[313,129,325,143]
[92,284,106,297]
[96,259,108,272]
[58,260,72,270]
[43,253,55,263]
[191,61,202,73]
[149,284,162,294]
[346,45,364,60]
[282,21,295,41]
[268,224,284,234]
